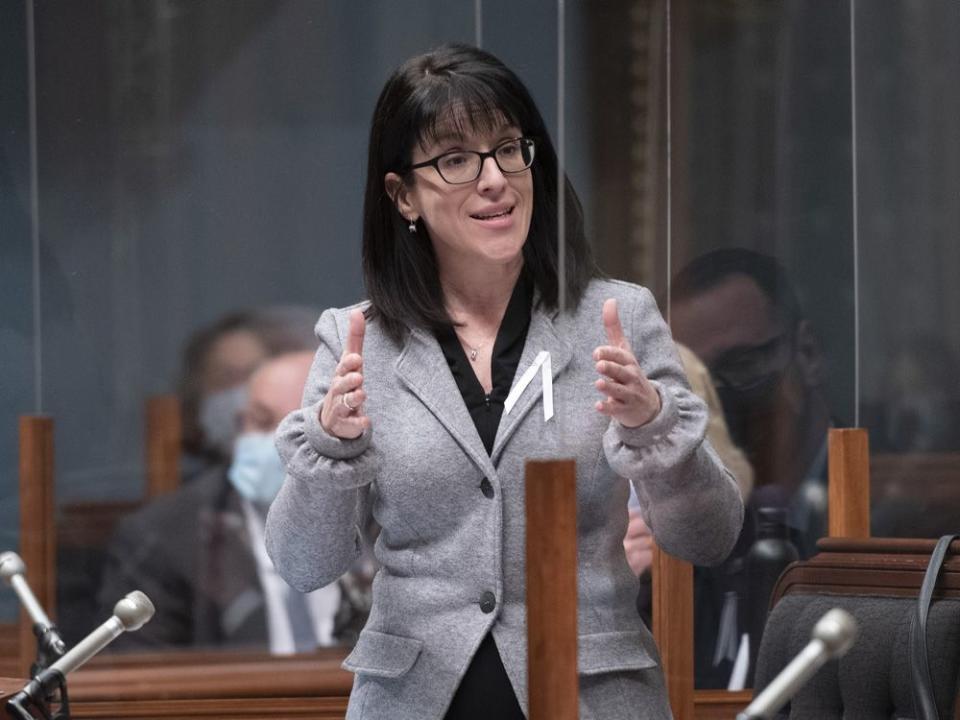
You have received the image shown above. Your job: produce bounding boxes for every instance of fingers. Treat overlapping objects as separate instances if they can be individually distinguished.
[602,298,628,350]
[321,312,369,440]
[330,371,364,397]
[595,357,636,384]
[346,309,365,356]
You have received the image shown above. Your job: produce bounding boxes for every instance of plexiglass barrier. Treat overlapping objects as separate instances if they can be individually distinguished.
[0,0,958,704]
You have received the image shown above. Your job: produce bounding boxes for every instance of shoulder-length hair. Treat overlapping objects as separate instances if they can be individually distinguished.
[362,43,597,343]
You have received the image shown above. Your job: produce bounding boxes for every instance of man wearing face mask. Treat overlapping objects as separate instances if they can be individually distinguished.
[179,306,322,479]
[99,351,372,652]
[669,248,833,688]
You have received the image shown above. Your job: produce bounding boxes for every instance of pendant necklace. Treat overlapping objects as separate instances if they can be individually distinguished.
[456,330,490,363]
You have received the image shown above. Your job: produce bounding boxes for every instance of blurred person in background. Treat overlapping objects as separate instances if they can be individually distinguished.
[179,305,320,479]
[670,248,831,558]
[624,342,754,621]
[668,248,833,688]
[99,351,373,652]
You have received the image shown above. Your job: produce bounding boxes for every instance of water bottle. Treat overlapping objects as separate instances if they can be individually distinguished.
[744,504,799,685]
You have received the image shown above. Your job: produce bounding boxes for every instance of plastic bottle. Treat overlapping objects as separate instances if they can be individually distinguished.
[744,505,799,686]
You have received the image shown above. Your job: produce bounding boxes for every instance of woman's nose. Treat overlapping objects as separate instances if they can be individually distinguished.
[476,155,507,193]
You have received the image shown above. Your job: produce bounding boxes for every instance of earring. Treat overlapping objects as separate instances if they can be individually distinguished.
[408,218,417,233]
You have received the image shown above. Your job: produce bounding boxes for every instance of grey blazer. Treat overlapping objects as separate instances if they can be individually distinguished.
[266,279,743,720]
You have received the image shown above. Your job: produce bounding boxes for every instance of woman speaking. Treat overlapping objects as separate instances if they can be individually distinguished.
[266,44,742,720]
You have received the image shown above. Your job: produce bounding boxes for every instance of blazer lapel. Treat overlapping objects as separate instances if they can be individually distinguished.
[491,307,573,464]
[395,327,497,479]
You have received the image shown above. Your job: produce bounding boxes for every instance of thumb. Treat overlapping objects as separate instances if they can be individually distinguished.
[602,298,627,349]
[346,309,365,356]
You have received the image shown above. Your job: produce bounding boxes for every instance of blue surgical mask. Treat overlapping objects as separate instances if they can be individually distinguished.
[228,432,286,504]
[199,385,248,457]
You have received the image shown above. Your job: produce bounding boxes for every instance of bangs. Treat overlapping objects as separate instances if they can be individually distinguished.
[410,74,525,152]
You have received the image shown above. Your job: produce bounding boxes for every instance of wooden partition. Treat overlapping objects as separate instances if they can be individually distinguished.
[2,650,354,720]
[652,548,693,720]
[17,416,56,680]
[525,460,579,720]
[145,395,182,499]
[828,428,871,538]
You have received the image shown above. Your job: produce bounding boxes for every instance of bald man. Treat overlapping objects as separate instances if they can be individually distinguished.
[99,352,372,653]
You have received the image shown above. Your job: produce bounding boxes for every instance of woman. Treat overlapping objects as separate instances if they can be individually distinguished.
[266,44,742,720]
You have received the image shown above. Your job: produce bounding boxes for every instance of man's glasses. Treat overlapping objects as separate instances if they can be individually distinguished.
[405,137,536,185]
[711,331,794,392]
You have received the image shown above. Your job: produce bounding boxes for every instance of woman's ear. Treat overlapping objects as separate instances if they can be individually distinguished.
[384,172,417,222]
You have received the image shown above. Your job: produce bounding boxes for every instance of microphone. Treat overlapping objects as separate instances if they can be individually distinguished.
[5,591,155,719]
[737,607,857,720]
[0,551,67,666]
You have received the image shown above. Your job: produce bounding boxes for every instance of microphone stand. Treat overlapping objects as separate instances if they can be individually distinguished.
[29,624,66,679]
[0,553,67,676]
[4,670,70,720]
[4,591,154,720]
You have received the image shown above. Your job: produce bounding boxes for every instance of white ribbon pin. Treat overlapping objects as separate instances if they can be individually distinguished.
[504,351,554,421]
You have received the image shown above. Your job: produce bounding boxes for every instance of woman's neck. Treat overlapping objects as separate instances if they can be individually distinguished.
[440,257,523,323]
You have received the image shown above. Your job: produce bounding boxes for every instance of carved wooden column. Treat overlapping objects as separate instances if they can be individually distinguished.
[526,459,578,720]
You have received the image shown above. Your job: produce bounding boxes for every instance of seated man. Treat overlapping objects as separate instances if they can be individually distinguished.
[98,352,372,652]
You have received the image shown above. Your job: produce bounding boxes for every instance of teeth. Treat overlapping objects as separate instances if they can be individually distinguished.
[474,208,511,219]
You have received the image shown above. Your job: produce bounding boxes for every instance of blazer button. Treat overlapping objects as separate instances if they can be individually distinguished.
[480,477,494,499]
[479,591,497,614]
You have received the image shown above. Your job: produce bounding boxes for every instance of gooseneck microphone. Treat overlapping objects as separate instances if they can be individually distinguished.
[0,551,67,669]
[5,591,155,720]
[737,607,858,720]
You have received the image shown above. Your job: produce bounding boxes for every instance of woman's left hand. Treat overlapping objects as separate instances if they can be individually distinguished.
[593,298,661,428]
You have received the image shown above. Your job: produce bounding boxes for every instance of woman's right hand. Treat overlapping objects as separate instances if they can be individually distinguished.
[320,309,371,439]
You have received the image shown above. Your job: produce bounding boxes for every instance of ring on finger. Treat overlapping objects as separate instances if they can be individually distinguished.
[341,393,357,411]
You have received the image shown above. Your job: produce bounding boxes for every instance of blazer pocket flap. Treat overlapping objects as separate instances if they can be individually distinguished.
[342,630,423,678]
[578,631,657,676]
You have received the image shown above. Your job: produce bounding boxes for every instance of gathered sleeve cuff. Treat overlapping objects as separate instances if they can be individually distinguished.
[602,287,744,566]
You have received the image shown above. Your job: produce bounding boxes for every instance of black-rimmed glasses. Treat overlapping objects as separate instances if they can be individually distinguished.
[405,137,536,185]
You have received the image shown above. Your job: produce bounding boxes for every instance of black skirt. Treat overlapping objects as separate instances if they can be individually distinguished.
[444,633,525,719]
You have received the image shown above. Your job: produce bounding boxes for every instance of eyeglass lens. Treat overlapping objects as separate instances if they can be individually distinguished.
[437,139,535,183]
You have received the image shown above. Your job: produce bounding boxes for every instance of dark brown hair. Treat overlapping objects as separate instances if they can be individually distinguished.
[362,43,597,342]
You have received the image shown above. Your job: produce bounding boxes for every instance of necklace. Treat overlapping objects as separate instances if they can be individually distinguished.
[455,329,494,363]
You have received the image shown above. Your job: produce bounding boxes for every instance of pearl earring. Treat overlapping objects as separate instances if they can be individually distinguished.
[408,218,417,233]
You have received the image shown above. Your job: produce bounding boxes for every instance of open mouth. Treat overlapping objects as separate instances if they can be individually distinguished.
[470,206,514,220]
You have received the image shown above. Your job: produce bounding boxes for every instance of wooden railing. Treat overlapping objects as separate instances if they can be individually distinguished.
[10,414,880,720]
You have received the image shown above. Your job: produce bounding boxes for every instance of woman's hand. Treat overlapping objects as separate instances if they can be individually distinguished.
[320,309,371,439]
[623,509,655,576]
[593,298,661,428]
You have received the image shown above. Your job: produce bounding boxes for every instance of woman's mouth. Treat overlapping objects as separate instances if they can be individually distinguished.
[470,206,515,226]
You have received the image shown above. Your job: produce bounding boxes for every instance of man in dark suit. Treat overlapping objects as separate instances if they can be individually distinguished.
[99,351,372,652]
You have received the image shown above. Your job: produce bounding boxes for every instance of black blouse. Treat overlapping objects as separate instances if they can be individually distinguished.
[435,273,533,455]
[434,273,532,720]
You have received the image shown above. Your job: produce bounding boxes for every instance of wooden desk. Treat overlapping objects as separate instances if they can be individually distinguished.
[3,649,353,719]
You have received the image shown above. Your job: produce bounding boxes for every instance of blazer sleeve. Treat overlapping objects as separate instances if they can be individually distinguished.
[602,287,744,566]
[265,308,379,593]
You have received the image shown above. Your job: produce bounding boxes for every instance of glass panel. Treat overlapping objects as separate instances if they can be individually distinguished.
[664,0,855,690]
[855,2,960,538]
[1,0,34,623]
[29,0,488,654]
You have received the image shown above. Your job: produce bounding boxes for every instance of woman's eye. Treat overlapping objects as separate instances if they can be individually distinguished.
[440,153,469,168]
[498,144,519,157]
